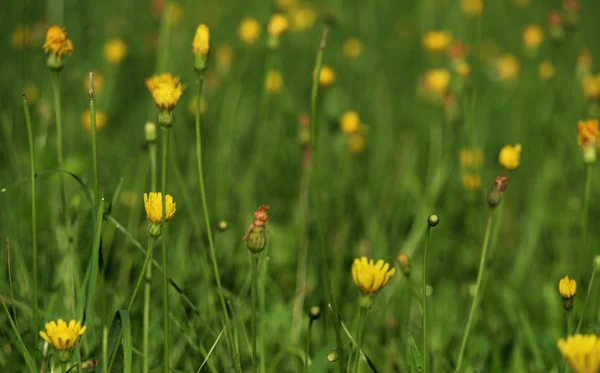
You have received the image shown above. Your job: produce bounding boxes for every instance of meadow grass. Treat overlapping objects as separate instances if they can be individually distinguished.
[1,0,600,372]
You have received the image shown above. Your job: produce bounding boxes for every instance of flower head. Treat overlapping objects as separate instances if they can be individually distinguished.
[11,25,31,48]
[318,65,336,87]
[523,25,544,49]
[244,205,270,253]
[578,119,599,148]
[459,147,484,169]
[559,275,577,299]
[104,39,128,64]
[557,334,600,373]
[461,0,483,17]
[462,174,482,191]
[487,175,509,208]
[144,192,176,224]
[43,25,74,58]
[498,143,521,171]
[265,69,284,94]
[340,111,361,134]
[347,134,366,154]
[288,4,316,31]
[396,253,412,277]
[239,17,261,45]
[539,60,555,81]
[495,54,520,82]
[192,24,210,56]
[81,109,107,132]
[343,38,363,60]
[422,31,452,54]
[424,69,450,95]
[351,257,396,296]
[268,14,288,37]
[39,319,86,351]
[145,73,183,112]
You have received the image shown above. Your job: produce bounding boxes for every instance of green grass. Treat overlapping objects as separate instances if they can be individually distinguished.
[1,0,600,372]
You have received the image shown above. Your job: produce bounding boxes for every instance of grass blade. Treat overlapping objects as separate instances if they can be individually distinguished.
[0,295,37,373]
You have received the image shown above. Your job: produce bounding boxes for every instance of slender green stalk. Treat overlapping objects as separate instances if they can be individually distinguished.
[22,96,37,333]
[574,265,597,334]
[50,71,70,228]
[194,74,242,373]
[422,225,432,373]
[103,325,109,373]
[128,236,157,312]
[88,73,100,205]
[251,253,260,373]
[455,212,493,373]
[309,27,344,371]
[580,164,592,267]
[304,318,314,373]
[352,309,366,372]
[161,126,171,373]
[5,239,18,330]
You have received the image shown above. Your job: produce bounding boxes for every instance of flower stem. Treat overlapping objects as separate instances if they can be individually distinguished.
[352,309,366,373]
[161,125,171,373]
[304,318,314,373]
[194,74,242,373]
[422,225,432,373]
[22,95,38,336]
[88,73,100,206]
[309,27,344,372]
[128,236,157,312]
[574,265,597,334]
[579,164,592,268]
[50,70,70,228]
[455,211,493,373]
[251,253,260,373]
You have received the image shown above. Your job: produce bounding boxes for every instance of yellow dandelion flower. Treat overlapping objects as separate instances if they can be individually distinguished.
[84,71,104,95]
[578,119,599,148]
[144,192,176,224]
[456,62,471,78]
[239,17,261,45]
[145,73,184,111]
[103,39,128,64]
[11,25,31,48]
[192,24,210,56]
[495,54,520,81]
[523,25,544,49]
[81,109,107,132]
[343,38,363,61]
[422,31,452,54]
[351,257,396,296]
[461,0,483,17]
[462,174,482,191]
[340,111,361,134]
[559,275,577,300]
[265,69,284,94]
[188,96,207,116]
[557,334,600,373]
[424,69,450,95]
[582,76,600,99]
[459,147,484,168]
[43,25,74,58]
[39,319,87,351]
[288,4,316,31]
[318,65,336,87]
[268,14,288,37]
[498,143,521,171]
[539,61,555,81]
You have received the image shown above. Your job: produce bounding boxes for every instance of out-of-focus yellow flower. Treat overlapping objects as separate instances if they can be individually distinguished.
[11,25,31,48]
[268,14,288,37]
[192,24,210,56]
[340,111,361,134]
[582,76,600,99]
[462,174,481,190]
[422,31,452,54]
[288,4,316,31]
[498,143,521,171]
[559,275,577,300]
[39,319,86,351]
[396,253,411,277]
[145,73,183,111]
[168,2,183,25]
[265,69,284,94]
[238,17,261,45]
[557,334,600,373]
[456,62,471,78]
[523,25,544,49]
[343,38,363,61]
[318,65,336,87]
[351,257,395,296]
[104,39,128,64]
[188,96,207,116]
[23,82,39,104]
[461,0,483,17]
[577,48,592,80]
[539,60,555,81]
[459,147,484,168]
[347,134,366,154]
[43,25,74,58]
[81,109,107,132]
[216,44,234,67]
[144,192,176,224]
[84,72,104,95]
[424,69,450,94]
[275,0,297,11]
[577,119,599,148]
[495,54,520,81]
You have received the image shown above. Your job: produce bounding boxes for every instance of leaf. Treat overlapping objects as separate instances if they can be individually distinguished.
[97,309,131,373]
[0,296,37,373]
[407,333,423,373]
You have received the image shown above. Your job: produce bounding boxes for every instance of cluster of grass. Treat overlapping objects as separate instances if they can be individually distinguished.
[1,0,600,372]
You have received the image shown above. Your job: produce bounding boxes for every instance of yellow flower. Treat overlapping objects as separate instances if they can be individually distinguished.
[103,39,128,64]
[523,25,544,49]
[495,54,520,81]
[83,71,104,95]
[424,69,450,95]
[578,119,599,148]
[192,24,210,56]
[462,174,482,191]
[351,257,396,296]
[188,96,207,116]
[340,111,361,134]
[459,147,484,168]
[43,25,74,58]
[144,192,176,224]
[11,25,31,48]
[461,0,483,17]
[456,62,471,78]
[239,17,261,45]
[559,275,577,300]
[422,31,452,54]
[318,65,336,87]
[216,44,234,67]
[268,14,288,37]
[343,38,363,60]
[288,4,316,31]
[145,73,184,111]
[348,134,366,154]
[557,334,600,373]
[539,60,555,81]
[265,69,284,94]
[498,143,521,170]
[39,319,87,351]
[582,76,600,99]
[81,109,107,132]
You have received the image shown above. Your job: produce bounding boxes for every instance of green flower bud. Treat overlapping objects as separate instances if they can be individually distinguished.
[245,226,267,253]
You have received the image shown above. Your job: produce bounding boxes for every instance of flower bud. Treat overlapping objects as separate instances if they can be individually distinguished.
[148,222,162,239]
[327,349,339,362]
[559,275,576,311]
[487,175,509,209]
[396,253,412,278]
[244,205,270,253]
[594,255,600,269]
[218,220,228,231]
[308,306,321,320]
[145,122,157,142]
[427,214,439,227]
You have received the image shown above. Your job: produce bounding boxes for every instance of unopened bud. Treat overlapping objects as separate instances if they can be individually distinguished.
[148,222,162,238]
[158,110,174,128]
[309,306,321,320]
[583,145,596,165]
[594,255,600,269]
[218,220,228,231]
[396,253,412,278]
[245,227,267,253]
[427,214,439,227]
[145,122,157,142]
[327,349,339,362]
[487,175,509,209]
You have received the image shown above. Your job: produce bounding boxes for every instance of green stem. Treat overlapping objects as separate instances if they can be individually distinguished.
[423,225,431,373]
[89,75,100,206]
[580,164,592,267]
[144,140,157,373]
[128,236,157,312]
[574,265,597,334]
[251,253,260,373]
[352,309,366,373]
[103,325,108,373]
[304,319,314,373]
[50,70,70,226]
[194,74,242,373]
[161,126,170,373]
[309,27,343,372]
[22,95,37,335]
[455,211,493,373]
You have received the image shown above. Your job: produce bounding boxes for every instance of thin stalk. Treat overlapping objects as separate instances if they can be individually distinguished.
[580,164,592,267]
[455,211,493,373]
[128,236,157,312]
[194,73,242,373]
[50,70,70,228]
[352,309,366,373]
[309,27,343,371]
[304,319,314,373]
[161,125,171,373]
[422,225,432,373]
[103,325,108,373]
[88,72,100,205]
[22,96,37,333]
[251,253,260,373]
[6,239,18,330]
[574,265,597,334]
